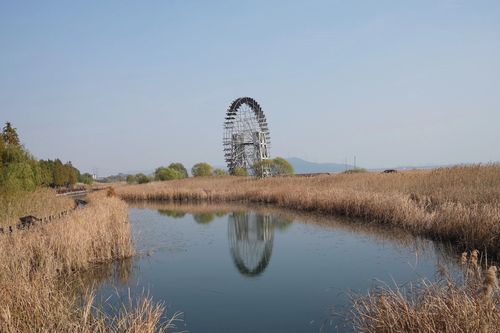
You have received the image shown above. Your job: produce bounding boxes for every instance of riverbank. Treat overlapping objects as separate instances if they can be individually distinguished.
[0,188,75,227]
[352,251,499,333]
[0,192,179,332]
[117,164,500,257]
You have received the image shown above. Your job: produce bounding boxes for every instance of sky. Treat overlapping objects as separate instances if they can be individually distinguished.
[1,0,499,175]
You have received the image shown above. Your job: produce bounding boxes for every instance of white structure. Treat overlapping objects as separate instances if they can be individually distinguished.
[223,97,271,176]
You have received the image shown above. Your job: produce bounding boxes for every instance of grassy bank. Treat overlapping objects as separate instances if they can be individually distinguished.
[352,251,499,333]
[0,188,75,227]
[0,193,179,332]
[117,164,500,256]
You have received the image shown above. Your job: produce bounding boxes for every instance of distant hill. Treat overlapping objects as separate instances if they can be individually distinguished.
[286,157,354,174]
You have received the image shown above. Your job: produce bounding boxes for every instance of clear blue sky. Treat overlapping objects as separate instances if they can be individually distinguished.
[1,1,499,175]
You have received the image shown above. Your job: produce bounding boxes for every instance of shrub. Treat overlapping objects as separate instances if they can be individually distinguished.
[126,174,137,184]
[168,163,188,178]
[79,172,94,185]
[155,167,183,181]
[231,167,249,176]
[213,168,228,176]
[191,163,213,177]
[136,173,150,184]
[272,157,294,175]
[253,160,274,178]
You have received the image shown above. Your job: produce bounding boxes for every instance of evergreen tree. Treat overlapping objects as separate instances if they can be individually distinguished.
[2,122,20,146]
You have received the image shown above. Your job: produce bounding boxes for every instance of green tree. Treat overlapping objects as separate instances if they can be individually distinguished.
[79,173,94,185]
[155,167,182,181]
[65,162,78,186]
[231,167,249,176]
[253,160,274,178]
[52,159,67,187]
[2,122,20,146]
[126,174,137,184]
[191,162,213,177]
[168,163,188,178]
[2,162,36,192]
[0,123,84,193]
[213,168,228,176]
[29,159,43,187]
[38,160,54,186]
[136,173,150,184]
[1,143,30,165]
[272,157,294,175]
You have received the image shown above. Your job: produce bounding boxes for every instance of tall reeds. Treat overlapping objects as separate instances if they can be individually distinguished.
[0,188,75,227]
[351,251,499,333]
[0,194,178,332]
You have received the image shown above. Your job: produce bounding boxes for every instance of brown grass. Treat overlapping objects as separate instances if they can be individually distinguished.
[351,251,499,333]
[0,188,75,227]
[0,194,180,332]
[118,164,500,257]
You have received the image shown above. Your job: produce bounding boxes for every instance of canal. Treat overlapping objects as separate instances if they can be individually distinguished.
[90,203,458,332]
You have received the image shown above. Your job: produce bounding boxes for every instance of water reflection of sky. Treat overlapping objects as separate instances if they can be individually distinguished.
[91,206,460,333]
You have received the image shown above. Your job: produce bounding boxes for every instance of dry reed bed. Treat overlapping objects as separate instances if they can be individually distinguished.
[0,195,179,332]
[118,165,500,256]
[0,188,75,227]
[352,251,499,333]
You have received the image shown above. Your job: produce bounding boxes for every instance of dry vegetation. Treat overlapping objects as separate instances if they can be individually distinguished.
[0,188,75,227]
[118,164,500,256]
[0,193,180,332]
[352,250,499,333]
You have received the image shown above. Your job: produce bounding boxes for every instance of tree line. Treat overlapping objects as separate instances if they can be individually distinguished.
[0,122,91,194]
[126,158,294,184]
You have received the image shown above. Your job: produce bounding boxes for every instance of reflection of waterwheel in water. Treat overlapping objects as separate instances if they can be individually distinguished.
[228,212,274,276]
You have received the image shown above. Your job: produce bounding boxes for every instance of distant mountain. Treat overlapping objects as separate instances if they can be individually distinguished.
[286,157,354,174]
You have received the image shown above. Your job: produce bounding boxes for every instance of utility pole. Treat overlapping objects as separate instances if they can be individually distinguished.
[354,156,356,170]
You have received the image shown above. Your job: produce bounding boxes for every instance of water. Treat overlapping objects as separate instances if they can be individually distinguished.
[92,204,458,332]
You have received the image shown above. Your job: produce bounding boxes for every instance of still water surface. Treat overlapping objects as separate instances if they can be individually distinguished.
[93,205,457,332]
